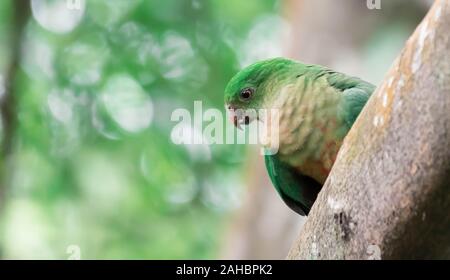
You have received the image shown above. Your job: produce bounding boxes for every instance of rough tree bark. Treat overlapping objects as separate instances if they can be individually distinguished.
[288,0,450,260]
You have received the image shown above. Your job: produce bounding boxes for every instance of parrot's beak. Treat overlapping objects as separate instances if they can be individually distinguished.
[227,104,243,130]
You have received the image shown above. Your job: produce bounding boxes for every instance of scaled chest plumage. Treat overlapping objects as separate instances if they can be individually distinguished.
[267,75,347,184]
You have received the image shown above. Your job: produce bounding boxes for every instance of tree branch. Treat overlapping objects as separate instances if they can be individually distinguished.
[288,0,450,260]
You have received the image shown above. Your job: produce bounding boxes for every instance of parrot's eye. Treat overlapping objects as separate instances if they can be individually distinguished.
[239,88,254,101]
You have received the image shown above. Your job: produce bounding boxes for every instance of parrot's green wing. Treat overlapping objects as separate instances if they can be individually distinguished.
[326,70,375,129]
[264,153,321,216]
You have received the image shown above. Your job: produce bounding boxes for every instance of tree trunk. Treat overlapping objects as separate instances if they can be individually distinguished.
[0,1,30,207]
[288,0,450,260]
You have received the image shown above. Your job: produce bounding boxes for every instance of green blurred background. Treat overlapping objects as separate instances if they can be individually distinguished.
[0,0,427,259]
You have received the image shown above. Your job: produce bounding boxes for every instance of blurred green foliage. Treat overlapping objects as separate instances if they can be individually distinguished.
[0,0,279,259]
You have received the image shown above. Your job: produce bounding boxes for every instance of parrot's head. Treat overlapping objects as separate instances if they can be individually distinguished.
[224,57,295,129]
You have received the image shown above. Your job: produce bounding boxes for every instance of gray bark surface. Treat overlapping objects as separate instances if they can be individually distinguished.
[288,0,450,260]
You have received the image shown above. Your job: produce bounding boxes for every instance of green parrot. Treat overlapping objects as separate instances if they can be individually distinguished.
[224,57,375,216]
